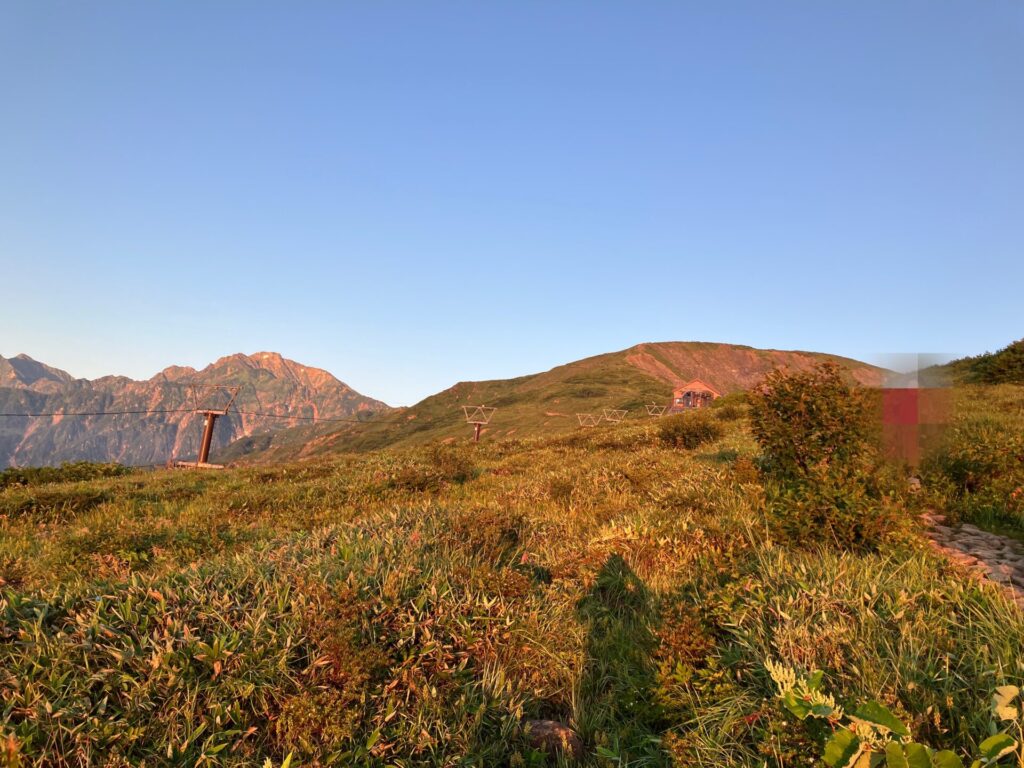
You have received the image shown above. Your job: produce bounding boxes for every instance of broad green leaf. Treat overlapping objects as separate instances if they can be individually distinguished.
[810,702,838,718]
[885,742,909,768]
[930,751,964,768]
[904,743,932,768]
[978,733,1016,762]
[808,669,825,691]
[824,728,862,768]
[853,701,911,737]
[782,690,811,719]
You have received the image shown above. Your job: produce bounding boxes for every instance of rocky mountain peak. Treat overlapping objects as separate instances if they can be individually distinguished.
[0,351,389,466]
[0,353,75,388]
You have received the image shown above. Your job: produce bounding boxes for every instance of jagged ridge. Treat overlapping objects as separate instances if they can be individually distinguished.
[0,352,389,467]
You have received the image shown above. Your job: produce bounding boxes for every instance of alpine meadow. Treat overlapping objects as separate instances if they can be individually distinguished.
[3,342,1024,766]
[3,3,1023,766]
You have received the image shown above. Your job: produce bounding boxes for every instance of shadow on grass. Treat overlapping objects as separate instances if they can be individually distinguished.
[575,554,667,765]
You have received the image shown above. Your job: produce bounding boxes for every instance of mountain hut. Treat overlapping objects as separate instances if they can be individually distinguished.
[669,379,721,412]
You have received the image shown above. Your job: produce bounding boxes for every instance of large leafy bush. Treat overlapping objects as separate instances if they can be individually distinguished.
[749,364,902,549]
[749,363,874,483]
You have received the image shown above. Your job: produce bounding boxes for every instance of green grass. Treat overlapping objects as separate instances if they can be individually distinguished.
[0,461,130,490]
[922,384,1024,535]
[2,404,1022,766]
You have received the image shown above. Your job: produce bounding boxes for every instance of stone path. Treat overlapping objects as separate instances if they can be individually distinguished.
[921,511,1024,605]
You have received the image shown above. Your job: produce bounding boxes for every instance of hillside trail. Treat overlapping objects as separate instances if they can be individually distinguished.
[921,510,1024,606]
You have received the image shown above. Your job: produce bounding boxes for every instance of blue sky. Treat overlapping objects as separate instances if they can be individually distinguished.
[2,2,1021,405]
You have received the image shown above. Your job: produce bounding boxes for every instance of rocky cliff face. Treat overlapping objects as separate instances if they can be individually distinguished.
[0,352,388,467]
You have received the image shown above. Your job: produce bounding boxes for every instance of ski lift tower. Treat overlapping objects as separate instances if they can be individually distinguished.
[603,408,628,424]
[462,405,496,443]
[173,384,240,469]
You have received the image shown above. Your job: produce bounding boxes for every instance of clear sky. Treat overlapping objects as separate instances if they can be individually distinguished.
[2,2,1021,405]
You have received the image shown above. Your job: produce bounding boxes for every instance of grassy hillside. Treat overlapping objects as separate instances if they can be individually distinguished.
[3,399,1021,766]
[221,341,886,464]
[934,338,1024,385]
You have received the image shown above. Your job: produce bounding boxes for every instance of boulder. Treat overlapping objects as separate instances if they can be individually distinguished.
[523,719,584,760]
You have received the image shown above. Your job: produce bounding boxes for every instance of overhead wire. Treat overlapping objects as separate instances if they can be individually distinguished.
[0,406,378,424]
[0,408,195,417]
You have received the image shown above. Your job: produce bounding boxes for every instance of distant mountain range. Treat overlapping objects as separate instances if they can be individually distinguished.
[221,341,888,464]
[0,352,388,467]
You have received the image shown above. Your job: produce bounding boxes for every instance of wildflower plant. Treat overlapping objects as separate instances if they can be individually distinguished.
[767,660,1023,768]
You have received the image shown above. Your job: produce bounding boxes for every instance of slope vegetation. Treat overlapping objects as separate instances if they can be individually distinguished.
[1,411,1018,765]
[223,341,886,463]
[935,337,1024,385]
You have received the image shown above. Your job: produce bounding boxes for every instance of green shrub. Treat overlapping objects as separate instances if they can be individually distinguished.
[765,466,904,550]
[748,364,905,550]
[749,363,874,483]
[658,411,724,450]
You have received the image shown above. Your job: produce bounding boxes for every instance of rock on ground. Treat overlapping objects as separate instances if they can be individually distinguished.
[921,511,1024,606]
[523,719,585,760]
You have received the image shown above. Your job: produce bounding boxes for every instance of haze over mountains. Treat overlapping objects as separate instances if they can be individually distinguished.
[0,352,387,467]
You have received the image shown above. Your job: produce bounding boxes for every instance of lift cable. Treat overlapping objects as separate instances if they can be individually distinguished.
[0,407,376,424]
